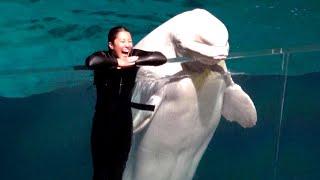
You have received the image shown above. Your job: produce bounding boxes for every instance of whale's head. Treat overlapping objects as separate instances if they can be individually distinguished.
[169,8,229,65]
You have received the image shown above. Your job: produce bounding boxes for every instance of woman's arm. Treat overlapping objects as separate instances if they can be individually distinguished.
[132,49,167,66]
[85,51,118,70]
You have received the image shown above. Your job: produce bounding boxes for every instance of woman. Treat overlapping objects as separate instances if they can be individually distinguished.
[85,26,167,180]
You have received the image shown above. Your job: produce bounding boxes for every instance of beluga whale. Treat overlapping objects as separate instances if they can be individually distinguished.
[123,8,257,180]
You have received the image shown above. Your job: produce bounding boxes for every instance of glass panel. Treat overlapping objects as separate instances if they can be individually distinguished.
[0,82,94,179]
[1,52,320,180]
[195,54,285,179]
[277,51,320,179]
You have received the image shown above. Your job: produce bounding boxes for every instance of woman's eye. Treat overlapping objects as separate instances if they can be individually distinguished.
[119,40,132,44]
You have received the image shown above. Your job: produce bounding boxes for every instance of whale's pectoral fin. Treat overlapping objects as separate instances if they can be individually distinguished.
[221,83,257,128]
[132,95,163,134]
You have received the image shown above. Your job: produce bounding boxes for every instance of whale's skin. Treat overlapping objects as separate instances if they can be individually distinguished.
[123,9,257,180]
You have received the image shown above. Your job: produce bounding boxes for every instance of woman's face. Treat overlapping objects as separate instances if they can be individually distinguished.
[109,31,133,59]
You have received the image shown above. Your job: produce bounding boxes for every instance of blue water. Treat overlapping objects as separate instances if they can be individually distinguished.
[0,0,320,179]
[1,71,319,180]
[196,72,320,180]
[0,0,320,97]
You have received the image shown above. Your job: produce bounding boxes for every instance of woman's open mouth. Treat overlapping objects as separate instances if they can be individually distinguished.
[121,49,131,56]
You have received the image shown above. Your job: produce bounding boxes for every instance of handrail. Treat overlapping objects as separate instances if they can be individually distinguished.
[0,44,320,76]
[228,44,320,59]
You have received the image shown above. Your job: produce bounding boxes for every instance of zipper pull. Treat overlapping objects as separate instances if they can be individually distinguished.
[119,77,123,95]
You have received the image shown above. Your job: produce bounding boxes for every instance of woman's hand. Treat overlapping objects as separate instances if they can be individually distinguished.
[117,56,139,68]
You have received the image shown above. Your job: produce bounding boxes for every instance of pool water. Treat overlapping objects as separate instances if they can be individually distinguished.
[0,0,319,179]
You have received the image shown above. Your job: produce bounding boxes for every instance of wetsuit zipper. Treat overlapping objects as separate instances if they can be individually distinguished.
[119,76,123,95]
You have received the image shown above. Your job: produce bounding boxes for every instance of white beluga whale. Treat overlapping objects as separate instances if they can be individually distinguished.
[124,8,257,180]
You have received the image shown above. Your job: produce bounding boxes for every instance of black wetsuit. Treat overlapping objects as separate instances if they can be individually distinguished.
[85,49,166,180]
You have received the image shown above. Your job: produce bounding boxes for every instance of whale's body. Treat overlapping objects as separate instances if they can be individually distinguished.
[123,9,257,180]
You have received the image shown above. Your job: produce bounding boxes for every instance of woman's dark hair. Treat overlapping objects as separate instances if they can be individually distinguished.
[108,26,130,44]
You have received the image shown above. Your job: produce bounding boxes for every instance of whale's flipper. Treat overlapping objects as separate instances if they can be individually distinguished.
[132,94,163,133]
[221,83,257,128]
[131,70,168,133]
